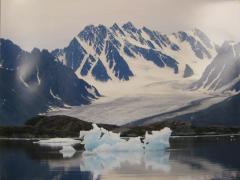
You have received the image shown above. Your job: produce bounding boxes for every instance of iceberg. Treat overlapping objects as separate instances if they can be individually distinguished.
[36,124,172,159]
[80,124,172,152]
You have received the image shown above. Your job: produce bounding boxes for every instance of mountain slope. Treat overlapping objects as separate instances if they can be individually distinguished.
[0,39,100,125]
[192,41,240,92]
[52,22,216,82]
[168,93,240,126]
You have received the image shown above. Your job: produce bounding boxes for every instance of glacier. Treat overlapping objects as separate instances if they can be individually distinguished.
[47,78,227,125]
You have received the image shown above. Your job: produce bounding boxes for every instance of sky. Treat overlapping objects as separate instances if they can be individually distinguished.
[1,0,240,51]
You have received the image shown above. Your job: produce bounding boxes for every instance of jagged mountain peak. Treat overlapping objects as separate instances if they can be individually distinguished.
[52,23,216,83]
[1,38,24,70]
[31,47,41,54]
[221,41,240,51]
[111,22,122,30]
[78,24,108,41]
[122,21,138,33]
[192,28,213,49]
[216,41,240,60]
[110,23,125,36]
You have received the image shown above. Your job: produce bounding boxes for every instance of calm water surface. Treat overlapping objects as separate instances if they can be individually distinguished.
[0,136,240,180]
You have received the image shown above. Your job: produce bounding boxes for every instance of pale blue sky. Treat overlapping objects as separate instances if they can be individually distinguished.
[1,0,240,51]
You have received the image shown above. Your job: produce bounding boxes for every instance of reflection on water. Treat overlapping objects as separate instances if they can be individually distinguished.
[0,137,240,180]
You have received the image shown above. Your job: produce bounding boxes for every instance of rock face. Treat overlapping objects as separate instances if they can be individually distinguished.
[52,23,215,81]
[0,39,100,125]
[192,41,240,92]
[183,64,194,78]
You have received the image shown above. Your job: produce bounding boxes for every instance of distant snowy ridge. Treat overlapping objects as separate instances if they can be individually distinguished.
[192,41,240,92]
[52,22,216,82]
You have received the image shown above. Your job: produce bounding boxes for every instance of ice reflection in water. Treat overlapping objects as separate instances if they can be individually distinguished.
[78,151,170,179]
[1,136,240,180]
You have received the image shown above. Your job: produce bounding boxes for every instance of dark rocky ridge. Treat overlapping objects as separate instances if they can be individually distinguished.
[0,39,100,125]
[183,64,194,78]
[0,115,118,138]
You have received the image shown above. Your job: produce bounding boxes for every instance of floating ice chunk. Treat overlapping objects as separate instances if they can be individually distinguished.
[80,124,144,152]
[144,127,172,151]
[80,124,120,151]
[60,146,76,158]
[36,138,81,147]
[80,124,171,152]
[35,138,81,158]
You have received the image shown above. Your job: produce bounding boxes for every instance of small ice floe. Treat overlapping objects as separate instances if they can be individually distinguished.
[80,124,172,152]
[35,138,81,158]
[59,146,76,158]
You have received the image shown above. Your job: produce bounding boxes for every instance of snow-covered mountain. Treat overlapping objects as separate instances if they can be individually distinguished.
[52,22,216,82]
[0,39,100,125]
[192,41,240,92]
